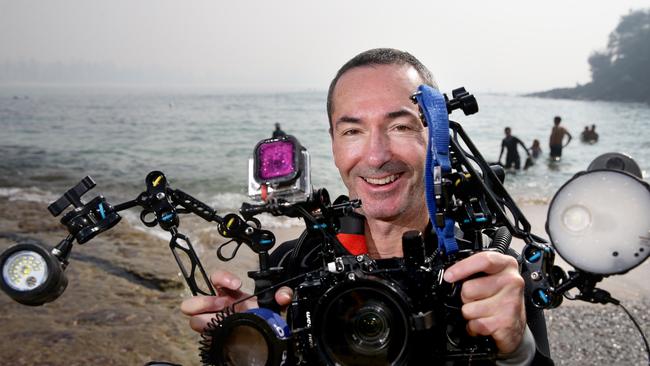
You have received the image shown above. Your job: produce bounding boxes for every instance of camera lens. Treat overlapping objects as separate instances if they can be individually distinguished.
[222,324,268,366]
[350,301,391,353]
[316,281,410,365]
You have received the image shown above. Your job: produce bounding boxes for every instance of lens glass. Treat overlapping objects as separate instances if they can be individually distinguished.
[2,250,48,291]
[258,141,295,181]
[222,324,269,366]
[319,286,408,365]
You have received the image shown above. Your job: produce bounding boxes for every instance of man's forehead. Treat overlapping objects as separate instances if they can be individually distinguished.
[331,64,422,112]
[336,63,421,87]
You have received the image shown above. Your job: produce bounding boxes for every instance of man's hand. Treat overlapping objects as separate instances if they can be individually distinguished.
[180,269,293,333]
[443,251,526,355]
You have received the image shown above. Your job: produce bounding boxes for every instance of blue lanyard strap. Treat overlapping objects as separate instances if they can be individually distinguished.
[413,85,458,255]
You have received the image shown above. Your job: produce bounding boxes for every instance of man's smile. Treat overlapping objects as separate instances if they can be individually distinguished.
[360,173,403,187]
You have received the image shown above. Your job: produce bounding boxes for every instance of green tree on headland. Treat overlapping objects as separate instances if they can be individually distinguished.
[528,8,650,103]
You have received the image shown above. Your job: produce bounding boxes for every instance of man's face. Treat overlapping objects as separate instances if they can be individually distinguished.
[330,64,428,222]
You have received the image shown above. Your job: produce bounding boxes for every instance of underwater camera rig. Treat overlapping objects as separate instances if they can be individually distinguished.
[1,87,649,365]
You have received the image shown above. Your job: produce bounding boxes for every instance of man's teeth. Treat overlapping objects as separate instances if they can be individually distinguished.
[363,174,399,185]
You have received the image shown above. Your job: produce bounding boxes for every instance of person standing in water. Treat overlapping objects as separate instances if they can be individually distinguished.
[498,127,529,170]
[530,139,542,159]
[549,116,572,160]
[272,122,286,138]
[589,124,599,142]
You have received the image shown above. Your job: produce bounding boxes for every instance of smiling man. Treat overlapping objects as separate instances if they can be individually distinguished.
[181,48,553,365]
[329,62,429,259]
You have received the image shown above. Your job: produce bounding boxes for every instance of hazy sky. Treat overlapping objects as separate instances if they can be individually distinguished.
[1,0,648,92]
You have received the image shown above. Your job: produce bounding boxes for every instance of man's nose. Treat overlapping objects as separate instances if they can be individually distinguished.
[365,131,392,168]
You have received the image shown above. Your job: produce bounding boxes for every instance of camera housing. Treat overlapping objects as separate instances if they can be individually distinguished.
[287,232,497,365]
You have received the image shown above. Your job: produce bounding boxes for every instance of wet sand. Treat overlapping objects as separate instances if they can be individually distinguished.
[0,197,648,365]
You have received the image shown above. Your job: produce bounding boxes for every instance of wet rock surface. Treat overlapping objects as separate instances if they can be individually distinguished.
[0,198,200,365]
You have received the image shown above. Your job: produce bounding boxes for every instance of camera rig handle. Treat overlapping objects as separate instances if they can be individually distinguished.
[412,85,561,309]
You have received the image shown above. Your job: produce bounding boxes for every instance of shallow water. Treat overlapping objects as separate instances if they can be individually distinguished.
[1,86,648,213]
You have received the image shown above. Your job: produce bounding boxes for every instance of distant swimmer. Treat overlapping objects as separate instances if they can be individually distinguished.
[529,139,542,159]
[580,126,590,142]
[548,116,572,161]
[580,125,598,144]
[589,124,599,142]
[272,122,287,138]
[498,127,531,170]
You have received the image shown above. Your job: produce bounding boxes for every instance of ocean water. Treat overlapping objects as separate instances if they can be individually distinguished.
[1,85,649,218]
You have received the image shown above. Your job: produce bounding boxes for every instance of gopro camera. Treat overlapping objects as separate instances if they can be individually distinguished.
[248,135,311,202]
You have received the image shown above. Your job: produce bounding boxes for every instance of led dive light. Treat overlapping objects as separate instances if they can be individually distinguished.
[0,242,68,306]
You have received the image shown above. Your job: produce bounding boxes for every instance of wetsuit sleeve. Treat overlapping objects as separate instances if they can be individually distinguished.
[499,139,506,160]
[515,137,530,155]
[496,326,536,365]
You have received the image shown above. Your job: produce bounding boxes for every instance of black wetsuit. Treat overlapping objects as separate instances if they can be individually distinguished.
[272,128,286,138]
[264,198,554,365]
[502,135,523,169]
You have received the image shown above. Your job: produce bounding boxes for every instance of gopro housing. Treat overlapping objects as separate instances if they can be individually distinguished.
[248,135,312,202]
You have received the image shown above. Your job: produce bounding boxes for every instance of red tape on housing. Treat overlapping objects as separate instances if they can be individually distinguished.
[336,233,367,255]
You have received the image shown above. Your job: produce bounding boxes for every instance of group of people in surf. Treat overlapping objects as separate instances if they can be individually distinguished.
[498,115,597,171]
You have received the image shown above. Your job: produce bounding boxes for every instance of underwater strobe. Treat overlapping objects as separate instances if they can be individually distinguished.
[541,153,650,363]
[547,153,649,276]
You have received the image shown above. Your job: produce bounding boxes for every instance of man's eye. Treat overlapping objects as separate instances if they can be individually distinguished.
[341,129,361,136]
[393,124,413,132]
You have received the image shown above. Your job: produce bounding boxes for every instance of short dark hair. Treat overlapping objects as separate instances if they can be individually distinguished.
[326,48,437,126]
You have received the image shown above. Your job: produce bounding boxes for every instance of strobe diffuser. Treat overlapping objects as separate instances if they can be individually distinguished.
[546,169,650,275]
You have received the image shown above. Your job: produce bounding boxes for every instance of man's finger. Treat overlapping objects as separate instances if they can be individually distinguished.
[460,275,501,302]
[275,286,294,306]
[189,313,220,333]
[444,251,517,282]
[181,295,228,315]
[210,269,242,290]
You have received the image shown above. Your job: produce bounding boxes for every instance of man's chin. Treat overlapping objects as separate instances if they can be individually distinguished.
[358,203,403,221]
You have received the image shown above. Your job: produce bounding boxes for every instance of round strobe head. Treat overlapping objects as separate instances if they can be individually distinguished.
[587,152,642,178]
[546,170,650,275]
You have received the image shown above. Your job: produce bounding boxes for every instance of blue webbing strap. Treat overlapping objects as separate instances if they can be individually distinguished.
[414,85,458,255]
